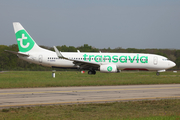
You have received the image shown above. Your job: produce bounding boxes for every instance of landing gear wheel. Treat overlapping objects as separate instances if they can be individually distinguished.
[92,70,96,75]
[156,72,160,76]
[88,70,96,75]
[88,70,92,74]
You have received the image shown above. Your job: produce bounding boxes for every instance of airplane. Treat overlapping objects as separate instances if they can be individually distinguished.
[6,22,176,75]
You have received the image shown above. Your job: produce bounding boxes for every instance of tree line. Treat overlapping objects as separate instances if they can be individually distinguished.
[0,44,180,71]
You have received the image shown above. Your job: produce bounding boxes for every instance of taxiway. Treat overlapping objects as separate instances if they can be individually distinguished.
[0,84,180,108]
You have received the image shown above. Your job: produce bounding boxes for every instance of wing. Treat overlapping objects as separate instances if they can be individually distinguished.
[53,46,100,70]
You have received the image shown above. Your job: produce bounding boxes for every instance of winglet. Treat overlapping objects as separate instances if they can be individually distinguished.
[53,46,67,59]
[77,50,80,53]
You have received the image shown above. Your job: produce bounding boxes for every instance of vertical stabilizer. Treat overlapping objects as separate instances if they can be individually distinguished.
[13,22,42,53]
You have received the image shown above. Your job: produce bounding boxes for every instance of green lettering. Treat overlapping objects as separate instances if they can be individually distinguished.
[95,55,102,62]
[119,56,127,63]
[83,54,148,64]
[129,56,136,63]
[140,56,148,63]
[89,55,94,61]
[83,54,88,61]
[112,55,118,63]
[104,55,111,62]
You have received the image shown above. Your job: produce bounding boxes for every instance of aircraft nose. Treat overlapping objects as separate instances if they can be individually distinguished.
[172,61,176,67]
[170,61,176,67]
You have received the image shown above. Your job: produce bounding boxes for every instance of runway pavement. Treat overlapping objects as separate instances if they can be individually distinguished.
[0,84,180,108]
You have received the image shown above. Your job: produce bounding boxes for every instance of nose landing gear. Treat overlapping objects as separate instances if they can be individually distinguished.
[156,72,160,76]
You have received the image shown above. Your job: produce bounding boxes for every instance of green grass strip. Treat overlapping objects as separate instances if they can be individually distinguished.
[0,99,180,120]
[0,71,180,88]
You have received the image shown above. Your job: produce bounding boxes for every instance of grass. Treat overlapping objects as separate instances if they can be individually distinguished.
[0,71,180,119]
[0,71,180,88]
[0,99,180,120]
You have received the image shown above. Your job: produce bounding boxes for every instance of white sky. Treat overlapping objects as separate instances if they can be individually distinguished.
[0,0,180,49]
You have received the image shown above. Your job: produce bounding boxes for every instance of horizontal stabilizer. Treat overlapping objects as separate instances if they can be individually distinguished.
[5,50,29,57]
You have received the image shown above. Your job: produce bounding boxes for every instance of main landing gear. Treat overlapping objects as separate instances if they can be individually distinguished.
[88,70,96,75]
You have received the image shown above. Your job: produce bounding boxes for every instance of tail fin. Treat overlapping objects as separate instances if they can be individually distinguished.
[13,22,41,53]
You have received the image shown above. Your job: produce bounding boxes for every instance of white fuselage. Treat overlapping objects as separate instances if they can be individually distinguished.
[19,50,176,71]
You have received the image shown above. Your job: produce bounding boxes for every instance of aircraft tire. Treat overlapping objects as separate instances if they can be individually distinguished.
[92,70,96,75]
[88,70,92,74]
[156,72,160,76]
[88,70,96,75]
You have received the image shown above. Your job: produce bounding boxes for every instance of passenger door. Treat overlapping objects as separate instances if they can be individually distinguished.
[153,56,158,65]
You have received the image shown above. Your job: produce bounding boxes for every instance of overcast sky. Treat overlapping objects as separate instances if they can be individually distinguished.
[0,0,180,49]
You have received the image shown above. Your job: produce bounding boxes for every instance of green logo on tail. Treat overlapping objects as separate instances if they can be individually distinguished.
[16,30,35,52]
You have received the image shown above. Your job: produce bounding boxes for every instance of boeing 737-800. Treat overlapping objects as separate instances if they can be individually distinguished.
[6,22,176,75]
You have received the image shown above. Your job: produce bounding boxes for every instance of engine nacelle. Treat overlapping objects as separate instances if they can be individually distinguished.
[100,64,119,73]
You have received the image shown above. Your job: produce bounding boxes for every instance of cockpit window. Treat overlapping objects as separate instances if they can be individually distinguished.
[162,59,169,61]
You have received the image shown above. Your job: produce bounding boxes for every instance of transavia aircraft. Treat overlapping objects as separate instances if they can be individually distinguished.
[6,22,176,75]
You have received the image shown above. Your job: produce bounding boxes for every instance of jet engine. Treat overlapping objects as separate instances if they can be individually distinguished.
[100,64,119,73]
